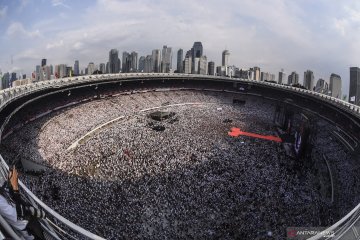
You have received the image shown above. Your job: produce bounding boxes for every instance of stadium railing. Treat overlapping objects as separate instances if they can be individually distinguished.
[0,156,106,240]
[0,73,358,239]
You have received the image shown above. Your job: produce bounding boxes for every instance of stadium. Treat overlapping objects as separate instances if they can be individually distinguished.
[0,73,359,239]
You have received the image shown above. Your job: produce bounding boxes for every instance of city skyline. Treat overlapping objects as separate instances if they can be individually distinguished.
[1,0,360,95]
[0,41,351,101]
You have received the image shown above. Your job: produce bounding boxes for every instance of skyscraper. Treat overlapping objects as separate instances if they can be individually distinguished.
[184,56,192,74]
[99,63,106,73]
[177,49,183,73]
[130,51,138,72]
[208,61,215,75]
[10,72,17,86]
[222,50,230,66]
[303,70,314,90]
[315,78,329,94]
[41,59,47,67]
[192,42,203,58]
[40,66,51,81]
[193,57,200,74]
[198,56,207,75]
[35,65,41,81]
[138,56,145,73]
[106,62,109,73]
[278,69,286,84]
[1,72,10,89]
[152,49,161,73]
[191,42,203,73]
[145,55,152,73]
[109,49,120,73]
[329,73,342,99]
[122,51,130,73]
[87,62,96,75]
[261,72,269,81]
[74,60,80,76]
[161,46,172,73]
[254,67,261,80]
[288,72,299,85]
[66,66,73,77]
[54,64,67,78]
[349,67,360,105]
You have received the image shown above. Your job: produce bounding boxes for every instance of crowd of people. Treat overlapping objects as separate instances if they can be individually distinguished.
[0,88,357,239]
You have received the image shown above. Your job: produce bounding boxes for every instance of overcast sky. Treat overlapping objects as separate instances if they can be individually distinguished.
[1,0,360,95]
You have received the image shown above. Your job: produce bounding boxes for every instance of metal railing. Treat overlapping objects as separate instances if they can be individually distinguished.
[0,156,105,240]
[0,73,359,239]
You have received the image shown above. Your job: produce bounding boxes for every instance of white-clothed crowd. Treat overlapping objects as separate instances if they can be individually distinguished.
[1,89,356,240]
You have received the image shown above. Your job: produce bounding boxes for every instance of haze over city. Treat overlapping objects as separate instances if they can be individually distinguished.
[1,0,360,94]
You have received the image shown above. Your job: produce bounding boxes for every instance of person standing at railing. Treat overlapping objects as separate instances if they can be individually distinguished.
[0,166,45,239]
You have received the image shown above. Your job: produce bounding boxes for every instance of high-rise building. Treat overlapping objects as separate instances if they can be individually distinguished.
[54,64,67,78]
[50,65,53,76]
[122,51,131,73]
[138,56,145,73]
[278,70,286,84]
[254,67,260,80]
[1,72,10,89]
[193,57,200,74]
[208,61,215,75]
[216,66,227,76]
[87,62,96,75]
[192,42,203,59]
[74,60,80,76]
[315,78,329,94]
[109,49,120,73]
[349,67,360,105]
[303,70,314,90]
[260,72,268,81]
[288,72,299,85]
[177,49,183,73]
[10,72,17,86]
[35,65,41,81]
[222,50,230,66]
[41,59,47,67]
[106,62,109,74]
[161,46,172,73]
[40,66,51,81]
[227,65,237,78]
[260,72,275,81]
[130,51,138,72]
[329,73,342,99]
[269,73,276,81]
[191,42,203,73]
[66,66,73,77]
[184,56,192,74]
[198,56,207,75]
[238,68,250,79]
[152,49,161,73]
[99,63,106,74]
[144,55,152,73]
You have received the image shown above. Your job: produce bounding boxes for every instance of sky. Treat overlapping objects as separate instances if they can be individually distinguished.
[1,0,360,96]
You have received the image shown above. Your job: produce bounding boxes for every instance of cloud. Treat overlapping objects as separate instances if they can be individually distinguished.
[18,0,29,12]
[6,22,41,38]
[46,40,64,50]
[2,0,360,96]
[14,49,41,61]
[51,0,71,9]
[334,19,348,36]
[0,6,8,19]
